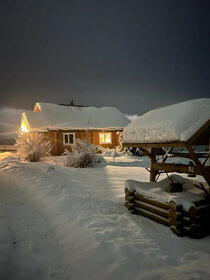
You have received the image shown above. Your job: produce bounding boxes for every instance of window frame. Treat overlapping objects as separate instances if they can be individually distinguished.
[99,132,112,144]
[63,132,75,146]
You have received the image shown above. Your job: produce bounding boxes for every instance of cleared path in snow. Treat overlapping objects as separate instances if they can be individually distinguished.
[0,183,63,280]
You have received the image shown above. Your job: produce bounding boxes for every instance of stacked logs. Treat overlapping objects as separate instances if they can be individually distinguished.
[125,187,210,238]
[182,201,210,238]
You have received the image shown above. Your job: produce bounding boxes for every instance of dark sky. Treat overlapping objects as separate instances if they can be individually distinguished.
[0,0,210,115]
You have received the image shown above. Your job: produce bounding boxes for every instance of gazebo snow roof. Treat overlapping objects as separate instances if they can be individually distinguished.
[123,98,210,145]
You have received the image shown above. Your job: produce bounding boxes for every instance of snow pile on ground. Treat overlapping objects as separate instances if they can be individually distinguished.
[0,153,210,280]
[123,98,210,143]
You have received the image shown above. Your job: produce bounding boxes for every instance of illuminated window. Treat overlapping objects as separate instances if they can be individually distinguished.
[99,133,112,144]
[63,133,75,145]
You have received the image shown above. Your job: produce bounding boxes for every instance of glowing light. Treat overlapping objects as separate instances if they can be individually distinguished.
[99,133,112,144]
[21,122,28,133]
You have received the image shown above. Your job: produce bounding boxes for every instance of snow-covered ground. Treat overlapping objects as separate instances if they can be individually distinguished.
[0,152,210,280]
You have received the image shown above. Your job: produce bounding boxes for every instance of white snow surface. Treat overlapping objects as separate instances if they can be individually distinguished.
[1,152,210,280]
[123,98,210,143]
[125,174,208,211]
[23,102,130,131]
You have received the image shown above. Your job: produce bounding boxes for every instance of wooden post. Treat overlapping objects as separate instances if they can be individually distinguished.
[150,147,158,182]
[185,144,210,187]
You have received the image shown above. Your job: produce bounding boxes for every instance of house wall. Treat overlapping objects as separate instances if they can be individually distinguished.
[31,130,122,155]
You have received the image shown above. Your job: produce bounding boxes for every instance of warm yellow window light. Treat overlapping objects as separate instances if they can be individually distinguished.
[99,133,112,144]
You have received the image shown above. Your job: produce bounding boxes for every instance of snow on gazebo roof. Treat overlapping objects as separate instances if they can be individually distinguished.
[22,102,130,131]
[123,98,210,144]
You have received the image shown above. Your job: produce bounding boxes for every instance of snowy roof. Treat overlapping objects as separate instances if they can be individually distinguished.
[22,102,130,131]
[123,98,210,144]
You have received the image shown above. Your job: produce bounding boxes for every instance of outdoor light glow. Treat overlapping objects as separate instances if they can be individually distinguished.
[21,122,28,133]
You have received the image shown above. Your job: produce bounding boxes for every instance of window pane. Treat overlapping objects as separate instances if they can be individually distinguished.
[64,134,68,144]
[69,134,74,144]
[105,133,111,143]
[99,134,105,144]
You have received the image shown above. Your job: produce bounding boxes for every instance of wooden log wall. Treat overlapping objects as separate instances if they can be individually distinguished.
[125,188,210,238]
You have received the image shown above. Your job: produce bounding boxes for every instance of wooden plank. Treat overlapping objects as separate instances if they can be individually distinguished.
[135,207,170,226]
[193,199,209,207]
[170,225,184,237]
[184,205,210,217]
[150,147,158,182]
[134,200,170,218]
[187,120,210,145]
[169,218,183,227]
[123,142,186,148]
[125,201,134,210]
[183,224,210,239]
[138,147,152,159]
[202,152,210,166]
[169,201,183,211]
[183,215,209,227]
[185,144,210,186]
[152,162,207,176]
[153,162,190,173]
[135,193,170,210]
[124,188,134,195]
[125,194,135,203]
[161,147,173,163]
[169,210,183,220]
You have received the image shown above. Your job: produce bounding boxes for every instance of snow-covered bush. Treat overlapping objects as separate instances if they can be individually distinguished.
[97,147,119,157]
[16,133,52,162]
[63,139,102,168]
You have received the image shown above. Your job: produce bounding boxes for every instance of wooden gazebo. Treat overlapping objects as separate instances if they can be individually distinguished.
[123,99,210,187]
[123,99,210,237]
[123,120,210,186]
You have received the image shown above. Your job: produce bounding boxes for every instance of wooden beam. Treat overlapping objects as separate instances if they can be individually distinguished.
[122,142,186,148]
[185,144,210,187]
[161,147,173,163]
[150,148,158,182]
[187,120,210,145]
[135,200,170,218]
[135,193,170,210]
[134,207,170,226]
[153,162,190,173]
[202,152,210,166]
[138,147,152,159]
[152,162,209,176]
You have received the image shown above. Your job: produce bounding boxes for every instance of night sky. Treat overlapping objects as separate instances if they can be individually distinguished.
[0,0,210,116]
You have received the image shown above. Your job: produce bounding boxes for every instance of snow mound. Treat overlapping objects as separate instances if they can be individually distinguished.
[123,98,210,143]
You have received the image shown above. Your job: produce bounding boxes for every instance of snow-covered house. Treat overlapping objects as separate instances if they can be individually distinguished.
[20,102,130,155]
[123,98,210,185]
